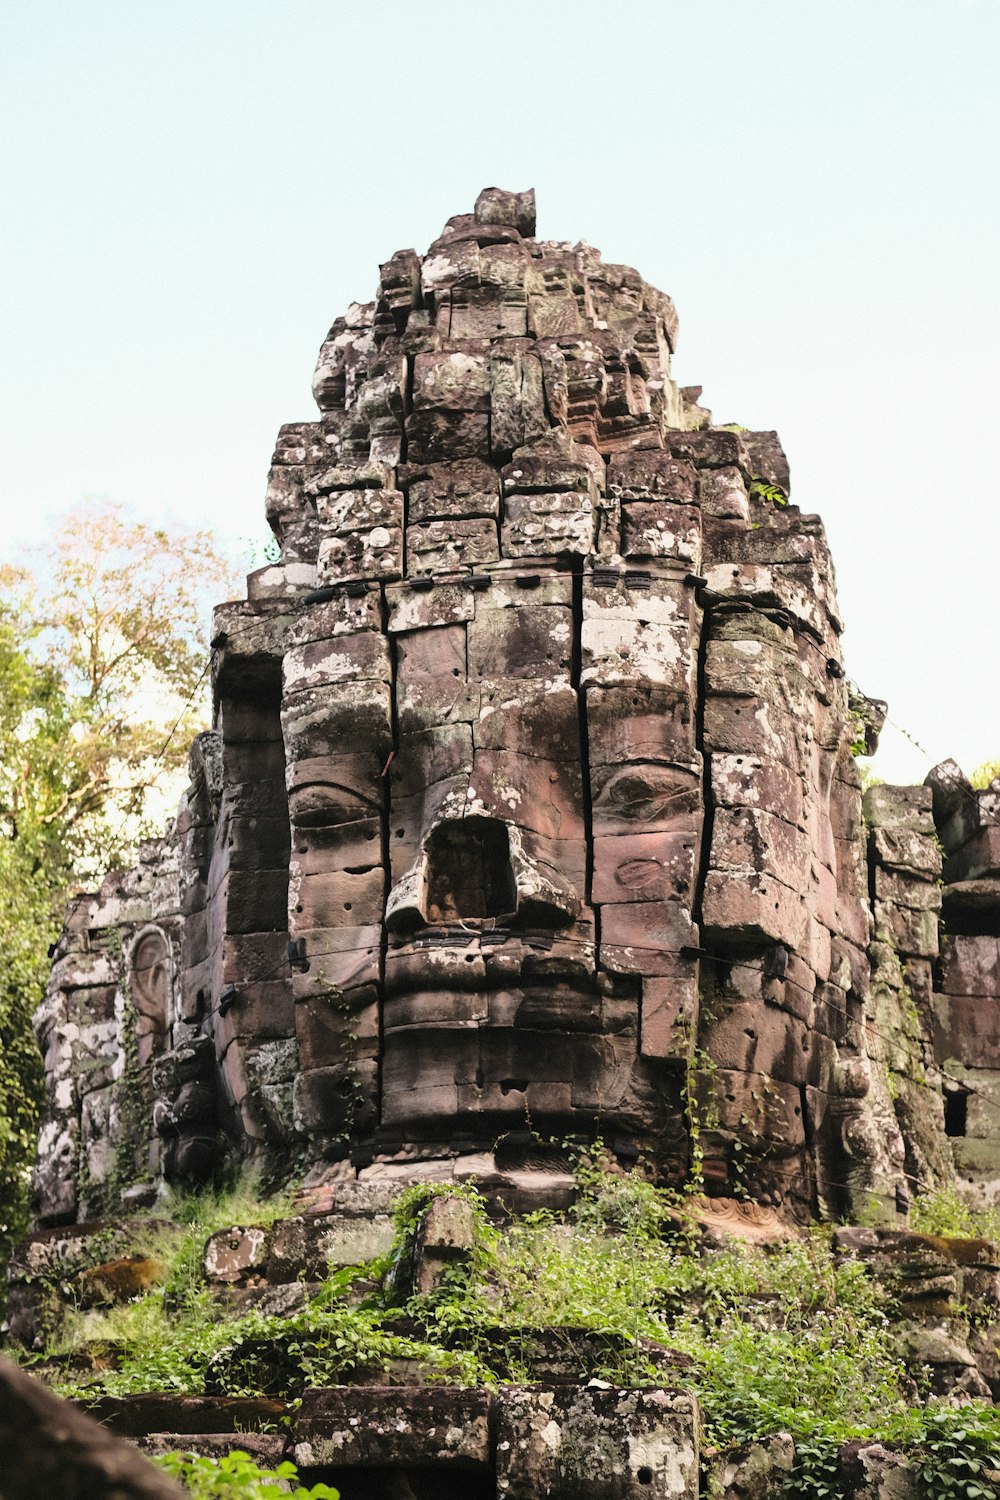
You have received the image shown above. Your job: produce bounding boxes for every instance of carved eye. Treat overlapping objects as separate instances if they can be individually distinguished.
[598,766,698,823]
[289,783,377,829]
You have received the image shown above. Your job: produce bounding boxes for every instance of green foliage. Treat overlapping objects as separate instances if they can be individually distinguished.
[909,1405,1000,1500]
[909,1186,1000,1243]
[0,505,239,1270]
[153,1449,338,1499]
[970,760,1000,791]
[848,687,879,759]
[31,1158,1000,1498]
[42,1173,299,1395]
[0,609,68,1258]
[244,532,283,567]
[749,478,789,505]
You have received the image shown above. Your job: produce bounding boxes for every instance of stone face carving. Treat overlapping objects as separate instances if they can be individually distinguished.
[130,928,171,1070]
[31,188,1000,1227]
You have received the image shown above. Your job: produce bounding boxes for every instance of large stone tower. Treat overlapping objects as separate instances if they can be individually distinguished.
[34,187,1000,1230]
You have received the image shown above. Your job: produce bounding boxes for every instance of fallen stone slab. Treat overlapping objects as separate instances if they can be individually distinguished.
[0,1355,183,1498]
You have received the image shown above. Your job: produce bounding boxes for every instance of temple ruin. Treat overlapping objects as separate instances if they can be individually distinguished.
[13,187,1000,1495]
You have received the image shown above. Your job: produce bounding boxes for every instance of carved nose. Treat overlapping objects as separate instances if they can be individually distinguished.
[386,817,517,933]
[385,815,580,936]
[425,817,517,922]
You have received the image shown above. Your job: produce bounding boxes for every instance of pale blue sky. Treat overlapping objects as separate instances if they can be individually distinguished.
[1,0,998,782]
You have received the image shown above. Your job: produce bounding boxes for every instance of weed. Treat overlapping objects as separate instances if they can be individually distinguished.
[153,1448,337,1498]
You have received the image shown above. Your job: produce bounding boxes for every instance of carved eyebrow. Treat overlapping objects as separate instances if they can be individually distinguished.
[288,781,381,817]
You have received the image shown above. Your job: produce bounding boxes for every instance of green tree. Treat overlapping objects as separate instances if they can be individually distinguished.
[0,501,239,1256]
[0,610,80,1251]
[970,759,1000,791]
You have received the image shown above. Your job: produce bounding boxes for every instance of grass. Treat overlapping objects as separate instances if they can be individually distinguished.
[18,1163,1000,1496]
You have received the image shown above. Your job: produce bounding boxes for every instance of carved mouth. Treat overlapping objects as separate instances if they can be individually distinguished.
[384,923,598,1000]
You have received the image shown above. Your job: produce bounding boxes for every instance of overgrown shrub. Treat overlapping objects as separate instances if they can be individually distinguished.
[153,1449,337,1499]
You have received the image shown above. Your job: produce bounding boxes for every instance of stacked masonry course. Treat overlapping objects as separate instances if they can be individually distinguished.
[13,188,1000,1497]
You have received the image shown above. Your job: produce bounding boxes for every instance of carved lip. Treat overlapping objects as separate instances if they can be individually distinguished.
[382,981,608,1038]
[383,928,597,1000]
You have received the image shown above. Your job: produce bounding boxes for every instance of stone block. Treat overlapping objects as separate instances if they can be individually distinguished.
[213,979,295,1050]
[641,969,699,1060]
[592,831,698,905]
[314,487,403,531]
[701,559,832,640]
[939,936,1000,997]
[933,994,1000,1070]
[264,1213,395,1280]
[204,1224,270,1284]
[413,1194,479,1294]
[710,807,811,892]
[412,350,490,411]
[495,1385,699,1499]
[405,407,489,463]
[581,581,696,695]
[289,927,382,1003]
[711,752,805,830]
[663,429,751,474]
[608,451,697,501]
[406,516,499,573]
[698,465,749,522]
[501,490,595,557]
[873,826,942,881]
[880,901,939,959]
[221,932,289,987]
[599,901,696,972]
[292,1059,377,1137]
[590,760,701,838]
[467,597,573,681]
[863,784,935,835]
[296,990,378,1070]
[701,1000,810,1086]
[316,525,403,584]
[703,696,804,770]
[472,682,580,762]
[874,868,942,913]
[503,439,605,498]
[403,457,501,521]
[621,501,701,565]
[490,350,547,456]
[945,827,1000,883]
[476,185,536,234]
[282,680,393,766]
[701,869,807,948]
[289,866,385,929]
[294,1385,491,1469]
[585,684,696,766]
[0,1361,185,1500]
[450,291,528,341]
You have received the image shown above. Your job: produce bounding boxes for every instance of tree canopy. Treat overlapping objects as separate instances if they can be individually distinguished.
[0,500,239,1252]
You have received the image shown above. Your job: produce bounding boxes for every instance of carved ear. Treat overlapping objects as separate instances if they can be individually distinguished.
[131,930,170,1020]
[130,931,171,1076]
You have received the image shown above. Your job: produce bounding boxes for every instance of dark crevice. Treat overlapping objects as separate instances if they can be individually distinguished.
[686,590,716,1164]
[570,563,596,931]
[945,1088,969,1138]
[377,586,399,1130]
[689,597,714,931]
[400,353,414,465]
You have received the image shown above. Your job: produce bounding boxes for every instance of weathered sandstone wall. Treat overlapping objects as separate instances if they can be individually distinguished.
[31,188,1000,1230]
